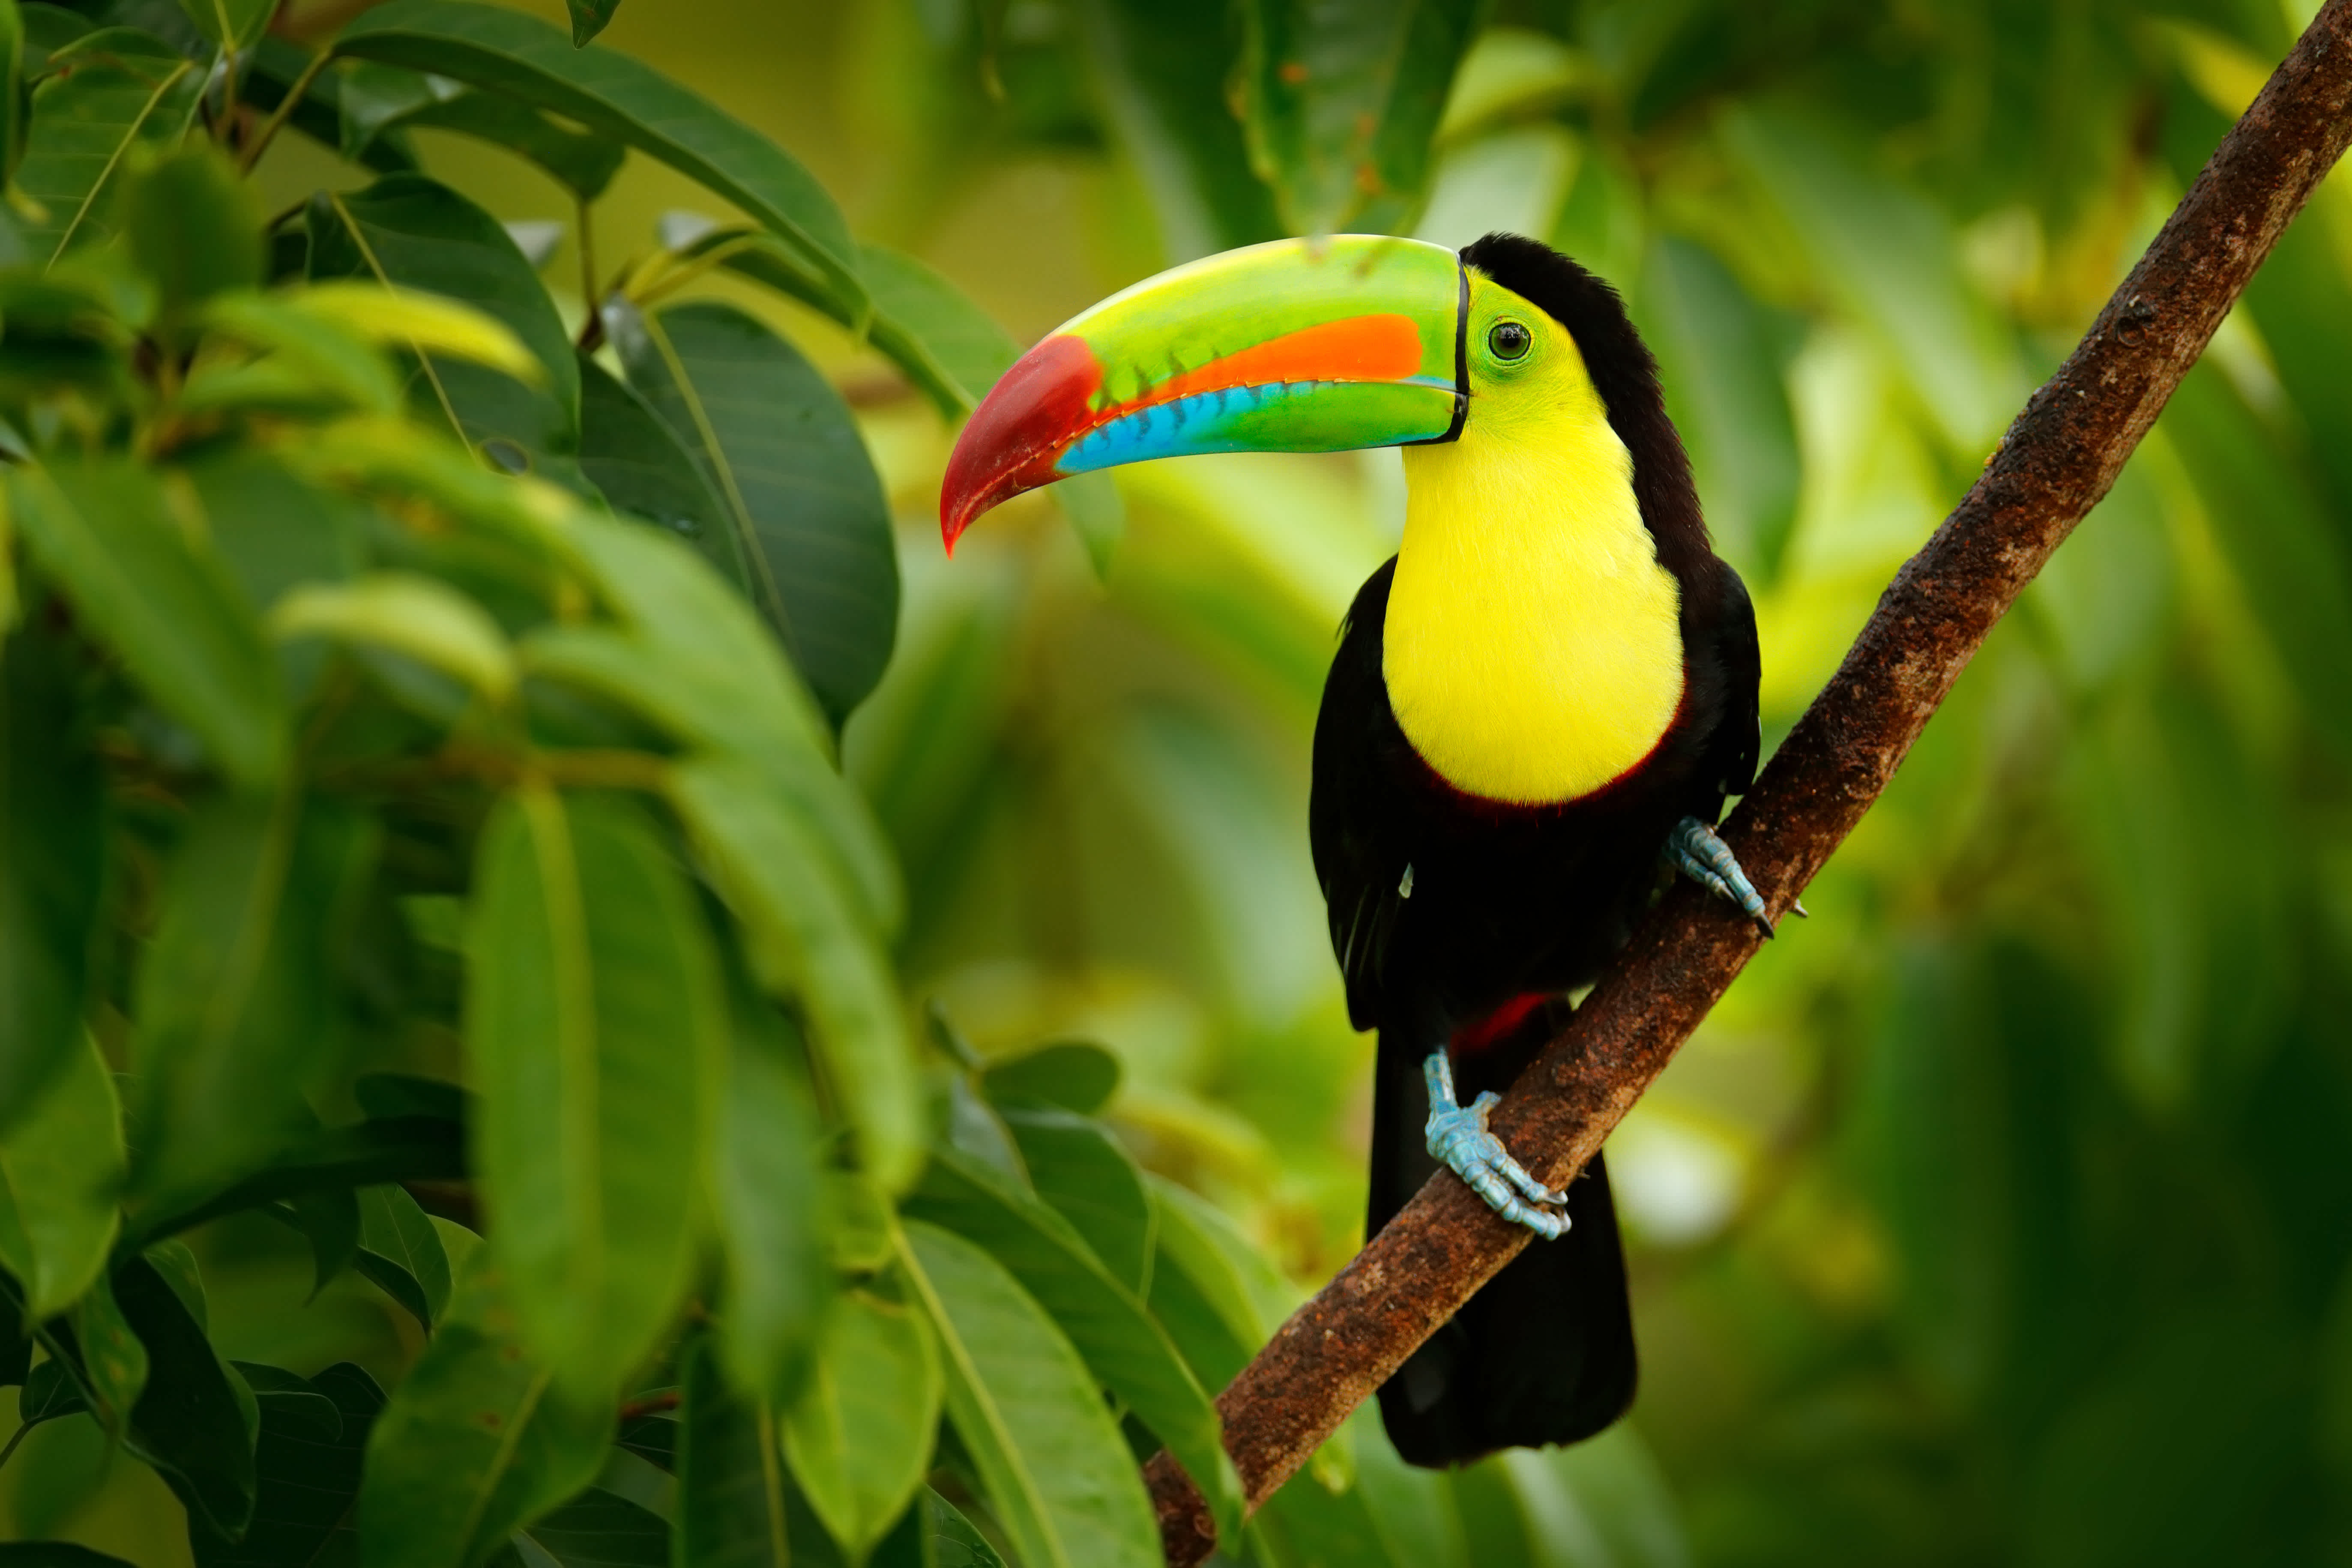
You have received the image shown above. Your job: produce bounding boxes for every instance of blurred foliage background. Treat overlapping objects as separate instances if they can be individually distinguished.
[23,0,2352,1562]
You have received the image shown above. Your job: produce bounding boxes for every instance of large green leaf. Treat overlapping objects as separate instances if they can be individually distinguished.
[980,1042,1122,1118]
[0,619,106,1127]
[357,1283,611,1568]
[910,1153,1242,1547]
[13,28,201,264]
[706,979,831,1407]
[0,1032,123,1319]
[667,756,919,1192]
[333,0,861,312]
[780,1279,943,1565]
[111,1255,257,1541]
[673,1331,789,1568]
[1076,0,1286,262]
[309,175,581,484]
[464,787,721,1399]
[898,1222,1161,1568]
[1144,1175,1287,1391]
[519,1489,671,1566]
[126,1112,467,1253]
[338,65,625,199]
[576,351,738,580]
[607,297,898,724]
[353,1183,453,1331]
[1236,0,1481,234]
[192,1362,384,1568]
[244,38,420,177]
[132,793,374,1203]
[998,1104,1154,1295]
[7,461,284,787]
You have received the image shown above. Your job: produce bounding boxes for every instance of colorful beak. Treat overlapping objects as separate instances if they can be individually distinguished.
[940,236,1467,549]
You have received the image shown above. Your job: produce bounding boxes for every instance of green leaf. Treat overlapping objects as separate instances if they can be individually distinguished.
[0,0,26,190]
[354,1183,453,1331]
[271,572,519,701]
[674,1330,789,1568]
[576,350,737,579]
[781,1279,943,1565]
[309,175,581,484]
[173,0,271,52]
[132,793,374,1203]
[1075,0,1286,261]
[18,1356,87,1426]
[245,38,419,177]
[183,453,369,616]
[274,1185,360,1299]
[464,787,721,1400]
[1639,236,1799,582]
[121,144,258,338]
[14,29,201,264]
[607,297,898,724]
[907,1153,1242,1545]
[357,1281,611,1568]
[63,1268,145,1429]
[898,1221,1161,1568]
[519,1488,670,1566]
[126,1113,466,1253]
[980,1043,1122,1118]
[7,461,284,787]
[707,980,831,1408]
[881,1492,1008,1568]
[1050,472,1125,580]
[564,0,620,48]
[333,0,861,313]
[1236,0,1481,234]
[194,1363,384,1568]
[0,620,107,1128]
[18,5,93,80]
[344,71,624,199]
[111,1255,257,1540]
[0,1546,140,1567]
[999,1104,1153,1296]
[667,756,919,1191]
[1144,1176,1285,1391]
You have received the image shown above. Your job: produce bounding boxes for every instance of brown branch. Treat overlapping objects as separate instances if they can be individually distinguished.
[1147,3,2352,1560]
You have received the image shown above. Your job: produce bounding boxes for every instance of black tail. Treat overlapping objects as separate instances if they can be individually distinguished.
[1368,1011,1638,1468]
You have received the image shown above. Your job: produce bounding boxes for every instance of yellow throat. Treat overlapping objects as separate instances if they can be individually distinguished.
[1382,291,1685,805]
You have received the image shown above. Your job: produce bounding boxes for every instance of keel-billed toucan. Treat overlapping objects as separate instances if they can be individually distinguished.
[940,232,1776,1466]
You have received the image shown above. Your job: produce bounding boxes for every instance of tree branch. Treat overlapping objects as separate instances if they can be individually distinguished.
[1147,2,2352,1559]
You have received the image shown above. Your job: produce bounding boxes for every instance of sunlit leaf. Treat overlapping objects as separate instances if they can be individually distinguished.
[7,461,285,787]
[0,1033,118,1319]
[607,297,898,724]
[1236,0,1481,233]
[334,0,862,314]
[898,1221,1161,1568]
[780,1279,943,1564]
[271,572,518,701]
[0,619,106,1128]
[465,787,720,1399]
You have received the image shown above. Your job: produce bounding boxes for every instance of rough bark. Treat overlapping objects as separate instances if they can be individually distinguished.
[1148,1,2352,1559]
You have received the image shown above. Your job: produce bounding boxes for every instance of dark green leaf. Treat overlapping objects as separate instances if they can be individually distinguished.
[120,145,261,336]
[667,756,919,1193]
[14,28,202,264]
[62,1234,146,1432]
[0,0,24,188]
[19,1358,87,1424]
[674,1331,788,1568]
[1143,1176,1283,1391]
[0,1318,28,1389]
[519,1488,670,1566]
[999,1105,1152,1295]
[357,1285,611,1568]
[0,621,107,1129]
[0,1546,141,1567]
[707,980,830,1408]
[879,1492,1007,1568]
[195,1362,383,1568]
[1075,0,1285,260]
[354,1183,453,1330]
[898,1221,1161,1568]
[780,1280,942,1565]
[343,69,624,199]
[333,0,861,311]
[607,297,898,724]
[18,5,93,78]
[309,175,581,484]
[126,1115,467,1253]
[112,1255,257,1540]
[465,788,721,1400]
[270,1186,361,1299]
[7,461,285,788]
[132,794,374,1203]
[981,1043,1122,1118]
[576,352,733,569]
[245,39,419,175]
[614,1411,676,1473]
[353,1073,468,1125]
[1236,0,1480,233]
[563,0,619,48]
[172,0,270,51]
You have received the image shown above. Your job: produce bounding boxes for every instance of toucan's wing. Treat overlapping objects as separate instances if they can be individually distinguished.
[1311,560,1410,1032]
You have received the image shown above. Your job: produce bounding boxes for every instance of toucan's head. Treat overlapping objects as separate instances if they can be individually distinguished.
[939,233,1655,550]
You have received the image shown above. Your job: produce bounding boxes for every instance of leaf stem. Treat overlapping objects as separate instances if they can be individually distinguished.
[0,1421,30,1472]
[238,46,329,175]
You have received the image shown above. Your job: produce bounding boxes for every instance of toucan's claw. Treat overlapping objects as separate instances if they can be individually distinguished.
[1423,1050,1570,1240]
[1667,817,1775,936]
[1790,898,1812,919]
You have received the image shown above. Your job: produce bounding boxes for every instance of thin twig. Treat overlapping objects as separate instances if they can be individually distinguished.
[238,46,329,175]
[1143,2,2352,1560]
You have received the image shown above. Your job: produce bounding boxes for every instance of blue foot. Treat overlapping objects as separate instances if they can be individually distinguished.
[1424,1050,1569,1240]
[1667,816,1774,936]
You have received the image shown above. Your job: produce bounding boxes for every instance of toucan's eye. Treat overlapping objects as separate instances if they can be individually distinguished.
[1487,320,1532,362]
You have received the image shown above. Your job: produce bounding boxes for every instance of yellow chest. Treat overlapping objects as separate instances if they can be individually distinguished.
[1382,404,1685,806]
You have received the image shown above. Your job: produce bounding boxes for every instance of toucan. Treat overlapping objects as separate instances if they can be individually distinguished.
[939,231,1774,1466]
